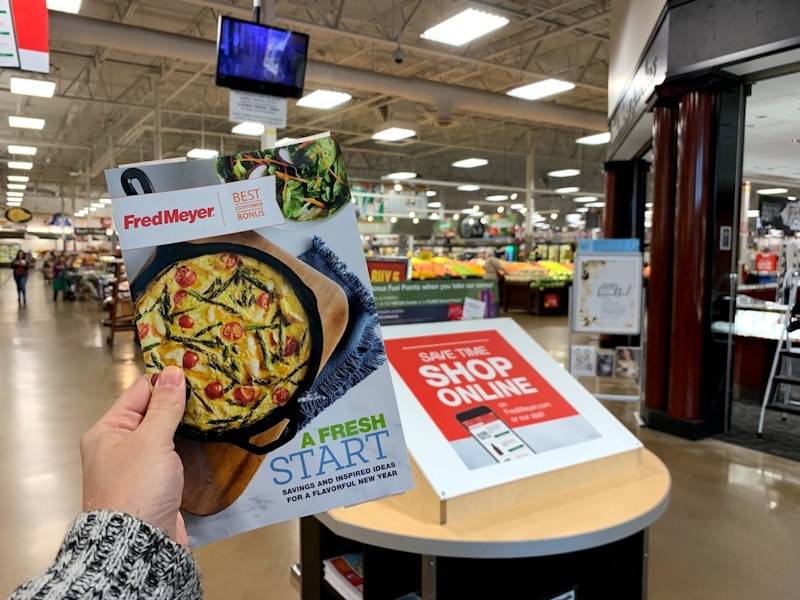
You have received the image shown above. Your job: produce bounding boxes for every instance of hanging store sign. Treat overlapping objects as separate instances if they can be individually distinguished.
[229,89,287,128]
[0,0,49,73]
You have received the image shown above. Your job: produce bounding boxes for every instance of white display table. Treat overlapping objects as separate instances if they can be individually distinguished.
[302,449,669,598]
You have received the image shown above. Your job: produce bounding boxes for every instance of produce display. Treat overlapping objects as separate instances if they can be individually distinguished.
[410,256,573,282]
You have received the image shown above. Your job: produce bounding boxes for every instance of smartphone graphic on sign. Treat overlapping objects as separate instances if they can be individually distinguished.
[455,406,536,463]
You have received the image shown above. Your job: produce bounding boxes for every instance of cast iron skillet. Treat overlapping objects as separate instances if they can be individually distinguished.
[131,241,323,455]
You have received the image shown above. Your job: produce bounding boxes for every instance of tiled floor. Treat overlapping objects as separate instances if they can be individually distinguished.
[2,271,800,599]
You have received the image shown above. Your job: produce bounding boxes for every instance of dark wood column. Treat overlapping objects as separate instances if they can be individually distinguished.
[667,91,715,421]
[603,167,618,239]
[645,105,678,412]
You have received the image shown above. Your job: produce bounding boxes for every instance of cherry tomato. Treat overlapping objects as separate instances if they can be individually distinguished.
[178,314,194,329]
[233,386,258,405]
[182,351,199,369]
[174,266,197,288]
[256,292,271,310]
[138,323,149,339]
[221,321,244,341]
[217,253,239,269]
[274,388,290,406]
[204,382,223,399]
[173,290,188,306]
[283,336,299,356]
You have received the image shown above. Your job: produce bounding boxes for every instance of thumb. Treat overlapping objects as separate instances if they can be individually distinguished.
[140,366,186,442]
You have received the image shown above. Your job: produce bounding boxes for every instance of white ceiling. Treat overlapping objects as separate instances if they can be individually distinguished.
[1,0,613,228]
[744,72,800,199]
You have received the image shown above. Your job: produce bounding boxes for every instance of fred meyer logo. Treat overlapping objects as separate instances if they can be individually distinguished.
[122,207,215,229]
[111,176,285,251]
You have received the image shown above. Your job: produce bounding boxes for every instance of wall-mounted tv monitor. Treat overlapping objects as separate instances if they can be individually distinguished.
[215,16,309,98]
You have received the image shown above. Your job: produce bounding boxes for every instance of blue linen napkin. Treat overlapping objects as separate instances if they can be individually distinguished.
[297,236,386,429]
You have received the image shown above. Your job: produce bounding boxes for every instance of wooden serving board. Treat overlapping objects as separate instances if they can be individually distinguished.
[171,231,349,516]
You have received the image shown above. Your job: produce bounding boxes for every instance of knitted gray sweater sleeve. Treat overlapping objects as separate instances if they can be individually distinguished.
[8,511,203,600]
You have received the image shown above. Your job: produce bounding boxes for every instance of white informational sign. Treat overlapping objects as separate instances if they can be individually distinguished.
[0,0,20,69]
[229,89,287,128]
[461,296,487,320]
[383,318,642,499]
[572,252,643,334]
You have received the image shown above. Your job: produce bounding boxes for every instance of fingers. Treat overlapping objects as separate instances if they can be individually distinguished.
[93,375,151,431]
[139,366,186,442]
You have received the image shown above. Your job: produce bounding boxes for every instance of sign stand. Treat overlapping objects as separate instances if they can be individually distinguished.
[568,239,645,405]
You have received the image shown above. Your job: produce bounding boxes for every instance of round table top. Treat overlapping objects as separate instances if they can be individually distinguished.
[316,448,670,559]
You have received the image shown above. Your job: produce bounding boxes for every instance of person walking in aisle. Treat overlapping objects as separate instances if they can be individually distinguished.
[52,255,66,301]
[7,366,202,599]
[11,250,31,305]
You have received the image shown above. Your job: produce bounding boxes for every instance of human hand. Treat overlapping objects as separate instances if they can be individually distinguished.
[80,366,189,547]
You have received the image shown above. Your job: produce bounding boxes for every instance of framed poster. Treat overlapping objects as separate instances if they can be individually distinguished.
[570,344,597,376]
[572,252,643,334]
[614,346,641,383]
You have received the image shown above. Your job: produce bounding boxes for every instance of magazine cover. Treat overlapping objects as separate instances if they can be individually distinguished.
[105,133,413,547]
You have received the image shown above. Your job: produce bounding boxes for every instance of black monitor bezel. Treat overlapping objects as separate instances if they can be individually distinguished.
[215,15,309,99]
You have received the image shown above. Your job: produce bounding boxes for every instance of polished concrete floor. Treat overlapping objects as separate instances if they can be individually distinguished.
[2,271,800,599]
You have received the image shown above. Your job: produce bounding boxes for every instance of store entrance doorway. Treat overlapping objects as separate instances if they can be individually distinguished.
[716,71,800,462]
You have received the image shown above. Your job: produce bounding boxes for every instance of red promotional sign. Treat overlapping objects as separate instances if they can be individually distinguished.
[8,0,49,73]
[385,330,578,442]
[755,252,777,272]
[366,258,408,283]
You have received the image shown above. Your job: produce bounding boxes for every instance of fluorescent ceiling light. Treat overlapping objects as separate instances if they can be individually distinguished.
[372,127,416,142]
[576,132,611,145]
[574,196,597,203]
[429,213,440,220]
[9,116,45,130]
[426,190,437,197]
[7,145,37,156]
[757,188,788,195]
[548,168,580,178]
[7,200,22,206]
[8,175,29,182]
[46,0,82,13]
[485,194,508,201]
[231,122,265,136]
[457,184,480,192]
[790,196,797,201]
[576,207,590,213]
[510,203,524,210]
[461,208,476,213]
[452,158,488,168]
[555,186,580,194]
[384,171,417,180]
[91,202,105,208]
[427,201,441,208]
[747,209,760,218]
[420,8,509,46]
[10,77,57,98]
[99,198,112,204]
[186,148,219,160]
[8,161,33,170]
[296,90,352,109]
[507,79,575,101]
[7,184,26,190]
[7,191,23,197]
[586,201,606,208]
